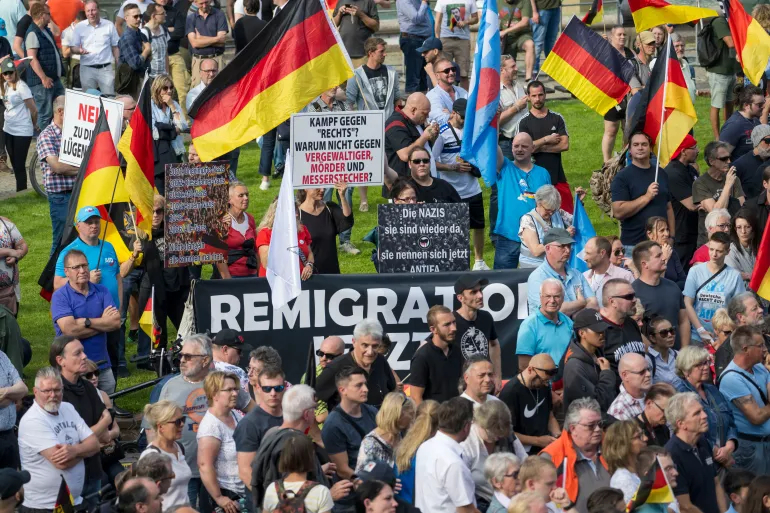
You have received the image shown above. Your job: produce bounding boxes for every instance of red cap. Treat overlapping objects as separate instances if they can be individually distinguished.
[671,134,697,161]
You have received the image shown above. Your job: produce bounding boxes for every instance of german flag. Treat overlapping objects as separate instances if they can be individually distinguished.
[119,78,155,235]
[582,0,602,25]
[627,37,696,167]
[54,476,75,513]
[750,212,770,300]
[189,0,353,162]
[723,0,770,85]
[541,17,636,115]
[139,286,161,350]
[628,0,717,32]
[626,458,675,512]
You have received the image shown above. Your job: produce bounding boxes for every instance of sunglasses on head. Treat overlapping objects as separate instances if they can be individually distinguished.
[84,370,100,380]
[655,327,676,337]
[316,349,340,359]
[260,384,286,393]
[411,158,430,164]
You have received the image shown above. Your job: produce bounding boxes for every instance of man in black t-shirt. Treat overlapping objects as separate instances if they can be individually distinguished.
[232,0,267,52]
[453,274,502,390]
[665,134,700,268]
[384,92,438,177]
[517,80,572,212]
[499,353,560,455]
[410,305,463,404]
[731,124,770,200]
[598,278,646,383]
[347,37,399,115]
[408,146,461,203]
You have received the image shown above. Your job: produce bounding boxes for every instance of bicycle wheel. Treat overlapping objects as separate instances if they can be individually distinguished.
[28,152,47,198]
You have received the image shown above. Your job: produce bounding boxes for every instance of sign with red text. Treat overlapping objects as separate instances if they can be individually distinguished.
[59,89,125,167]
[291,110,384,189]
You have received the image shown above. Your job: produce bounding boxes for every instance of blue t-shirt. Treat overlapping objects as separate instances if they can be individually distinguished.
[719,361,770,436]
[719,111,760,161]
[526,260,595,314]
[610,163,671,245]
[55,238,121,307]
[495,159,551,242]
[321,404,378,469]
[516,310,574,366]
[683,264,746,341]
[50,282,116,369]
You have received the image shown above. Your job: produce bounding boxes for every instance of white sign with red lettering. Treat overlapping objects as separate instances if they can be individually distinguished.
[59,89,125,167]
[291,110,384,189]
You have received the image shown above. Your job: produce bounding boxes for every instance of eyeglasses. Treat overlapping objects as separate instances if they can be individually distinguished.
[611,293,636,301]
[38,387,63,395]
[715,156,731,162]
[694,360,710,368]
[260,384,286,393]
[720,330,733,336]
[161,85,172,91]
[627,367,651,376]
[65,263,89,271]
[316,349,341,359]
[165,417,186,427]
[655,328,676,337]
[153,208,164,214]
[504,470,520,479]
[763,138,770,145]
[613,249,624,256]
[716,223,730,230]
[411,158,430,164]
[577,421,604,431]
[438,67,456,74]
[129,13,141,18]
[84,370,100,380]
[179,353,206,360]
[534,367,558,377]
[201,68,218,74]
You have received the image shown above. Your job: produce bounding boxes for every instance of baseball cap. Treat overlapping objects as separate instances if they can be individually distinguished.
[452,98,467,117]
[0,58,14,75]
[638,31,655,46]
[542,228,575,246]
[357,461,396,487]
[416,37,442,53]
[572,308,610,333]
[751,124,770,147]
[0,19,7,38]
[671,134,697,160]
[0,469,30,500]
[454,274,489,294]
[75,206,101,224]
[212,328,253,351]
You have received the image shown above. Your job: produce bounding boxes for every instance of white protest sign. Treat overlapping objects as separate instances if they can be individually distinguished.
[59,89,125,167]
[291,110,384,189]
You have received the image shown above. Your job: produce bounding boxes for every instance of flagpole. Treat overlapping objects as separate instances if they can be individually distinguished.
[653,39,671,184]
[96,163,122,270]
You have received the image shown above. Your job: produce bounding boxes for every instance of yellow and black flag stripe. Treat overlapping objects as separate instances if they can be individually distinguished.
[189,0,354,162]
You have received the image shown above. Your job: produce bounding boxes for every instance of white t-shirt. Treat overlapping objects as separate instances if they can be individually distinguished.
[19,401,94,508]
[263,480,334,513]
[139,444,193,512]
[197,410,245,494]
[2,81,34,137]
[432,122,482,199]
[434,0,477,40]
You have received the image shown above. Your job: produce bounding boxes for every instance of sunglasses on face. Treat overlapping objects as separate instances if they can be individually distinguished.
[613,249,624,256]
[154,208,164,214]
[715,156,731,162]
[534,367,558,377]
[438,67,456,74]
[612,293,636,301]
[316,349,341,359]
[260,384,286,393]
[655,328,676,337]
[84,370,100,380]
[411,158,430,164]
[166,417,186,427]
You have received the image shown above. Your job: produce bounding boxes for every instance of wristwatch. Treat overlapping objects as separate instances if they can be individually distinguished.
[84,318,92,328]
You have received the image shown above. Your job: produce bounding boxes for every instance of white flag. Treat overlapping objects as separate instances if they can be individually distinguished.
[267,152,302,309]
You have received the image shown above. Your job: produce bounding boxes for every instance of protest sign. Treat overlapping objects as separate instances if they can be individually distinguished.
[193,269,533,380]
[164,161,230,268]
[291,110,384,188]
[59,90,124,167]
[378,203,470,273]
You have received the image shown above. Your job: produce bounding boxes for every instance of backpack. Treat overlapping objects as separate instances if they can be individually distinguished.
[589,146,627,217]
[697,18,722,68]
[273,480,319,513]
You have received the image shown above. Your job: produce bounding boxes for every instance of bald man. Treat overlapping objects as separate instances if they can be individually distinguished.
[303,336,346,425]
[385,92,440,179]
[115,94,136,131]
[500,353,561,454]
[598,278,646,382]
[607,352,652,420]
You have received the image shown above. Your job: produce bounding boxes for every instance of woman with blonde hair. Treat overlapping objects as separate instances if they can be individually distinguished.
[150,73,188,195]
[216,181,258,279]
[356,392,416,472]
[603,420,648,502]
[394,399,439,504]
[508,491,549,513]
[256,197,315,280]
[141,400,192,510]
[710,308,735,368]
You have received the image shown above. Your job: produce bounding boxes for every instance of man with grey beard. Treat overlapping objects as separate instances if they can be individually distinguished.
[18,367,100,511]
[731,125,770,199]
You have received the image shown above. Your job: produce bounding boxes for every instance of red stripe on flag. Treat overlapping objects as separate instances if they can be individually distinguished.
[475,68,501,111]
[84,131,120,177]
[128,110,154,186]
[552,35,630,102]
[628,0,672,10]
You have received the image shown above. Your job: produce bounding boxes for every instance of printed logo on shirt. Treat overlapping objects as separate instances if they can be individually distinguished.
[523,397,546,418]
[459,326,490,360]
[184,388,208,432]
[104,257,116,267]
[445,4,467,30]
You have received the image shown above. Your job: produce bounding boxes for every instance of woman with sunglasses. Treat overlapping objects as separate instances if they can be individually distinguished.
[644,216,686,289]
[0,58,37,192]
[151,73,188,196]
[355,392,416,473]
[603,420,648,503]
[142,400,193,511]
[634,382,675,447]
[256,196,314,280]
[675,345,738,468]
[643,316,682,388]
[408,146,461,204]
[725,209,759,286]
[518,184,575,268]
[484,453,522,513]
[297,182,352,275]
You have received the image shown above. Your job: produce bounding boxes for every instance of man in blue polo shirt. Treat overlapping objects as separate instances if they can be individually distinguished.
[493,131,551,269]
[718,325,770,475]
[51,249,122,393]
[516,277,573,371]
[526,228,597,316]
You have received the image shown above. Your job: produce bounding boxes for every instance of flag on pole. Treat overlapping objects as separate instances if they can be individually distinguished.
[119,78,155,235]
[750,216,770,300]
[628,0,717,32]
[189,0,354,161]
[721,0,770,85]
[459,0,500,187]
[139,286,161,350]
[568,194,596,272]
[54,476,75,513]
[627,37,697,167]
[267,153,302,309]
[541,17,635,116]
[626,457,675,512]
[582,0,603,24]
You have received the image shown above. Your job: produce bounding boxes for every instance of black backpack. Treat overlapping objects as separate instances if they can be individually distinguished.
[697,18,722,68]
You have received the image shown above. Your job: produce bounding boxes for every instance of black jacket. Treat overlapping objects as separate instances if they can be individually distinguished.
[562,340,616,414]
[315,352,396,410]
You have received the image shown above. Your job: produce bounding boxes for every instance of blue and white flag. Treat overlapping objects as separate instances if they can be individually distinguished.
[569,193,596,272]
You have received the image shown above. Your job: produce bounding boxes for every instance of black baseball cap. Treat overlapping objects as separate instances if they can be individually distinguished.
[452,98,467,117]
[0,469,30,499]
[358,461,396,487]
[572,308,610,333]
[543,228,575,246]
[416,37,442,53]
[212,328,253,351]
[454,274,489,294]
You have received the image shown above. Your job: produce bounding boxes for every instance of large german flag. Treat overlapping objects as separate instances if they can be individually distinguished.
[541,17,635,116]
[627,37,696,167]
[119,78,155,235]
[750,211,770,300]
[723,0,770,85]
[626,458,675,512]
[582,0,602,25]
[189,0,353,162]
[628,0,716,32]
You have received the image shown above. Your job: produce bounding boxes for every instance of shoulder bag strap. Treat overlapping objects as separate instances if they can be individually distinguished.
[717,369,768,405]
[694,265,727,297]
[333,405,369,438]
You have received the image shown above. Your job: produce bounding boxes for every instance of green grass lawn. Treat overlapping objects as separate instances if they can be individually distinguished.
[0,96,716,411]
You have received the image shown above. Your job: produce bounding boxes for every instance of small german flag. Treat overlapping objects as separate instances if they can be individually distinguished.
[626,457,675,512]
[541,17,636,116]
[54,476,75,513]
[627,37,697,167]
[139,286,161,350]
[582,0,603,25]
[628,0,717,32]
[722,0,770,85]
[189,0,353,162]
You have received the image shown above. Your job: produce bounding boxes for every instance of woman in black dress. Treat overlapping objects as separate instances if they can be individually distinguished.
[297,182,353,274]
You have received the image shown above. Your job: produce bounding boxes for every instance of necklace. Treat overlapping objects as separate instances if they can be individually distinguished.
[518,373,540,404]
